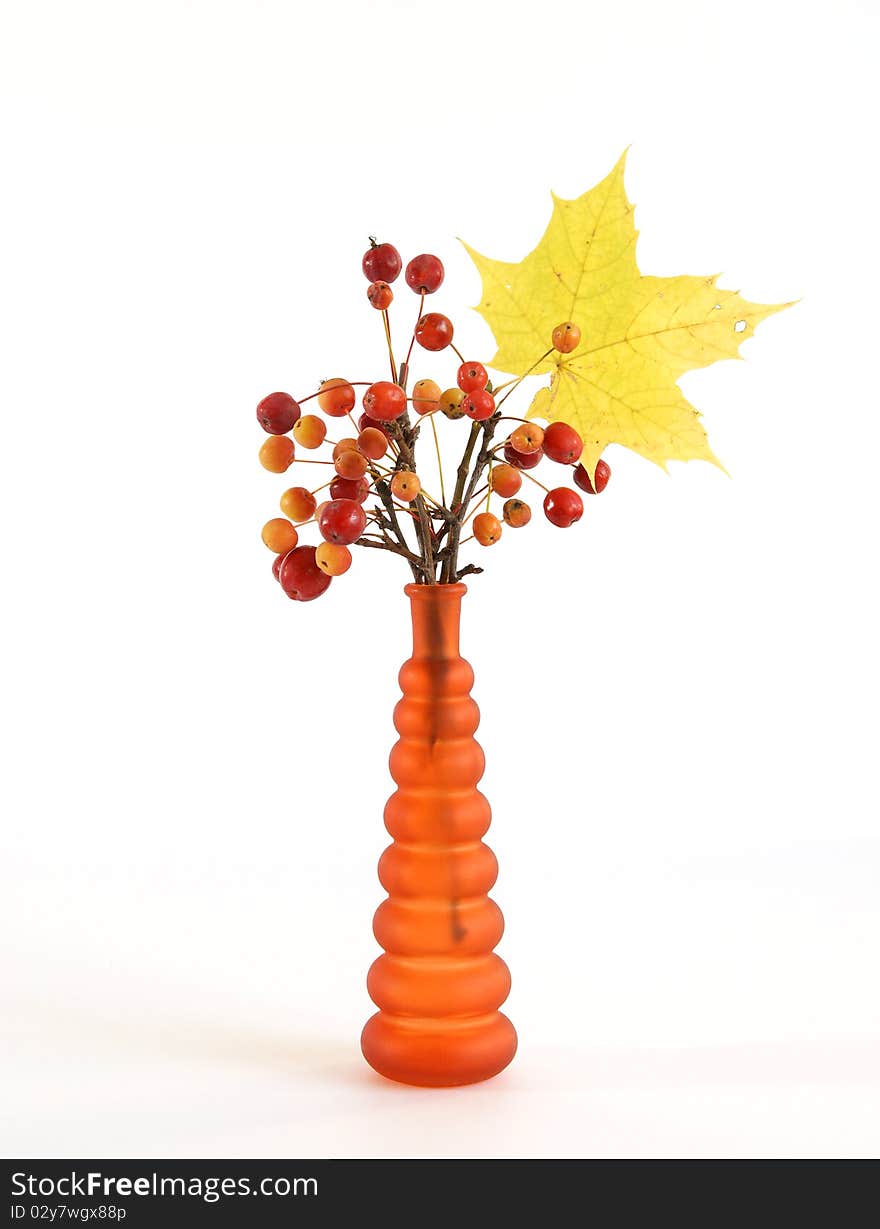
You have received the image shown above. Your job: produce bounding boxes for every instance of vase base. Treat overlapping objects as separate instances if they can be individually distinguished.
[361,1010,517,1087]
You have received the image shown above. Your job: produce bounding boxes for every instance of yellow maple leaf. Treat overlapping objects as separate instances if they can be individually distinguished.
[462,150,792,477]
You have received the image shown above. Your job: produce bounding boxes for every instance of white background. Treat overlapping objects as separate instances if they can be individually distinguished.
[1,0,878,1159]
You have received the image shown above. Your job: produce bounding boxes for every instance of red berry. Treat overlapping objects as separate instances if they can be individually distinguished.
[272,552,287,582]
[543,487,583,528]
[367,280,393,310]
[543,421,583,465]
[363,381,407,421]
[329,475,370,503]
[405,253,444,294]
[257,392,300,435]
[503,441,543,470]
[358,411,393,438]
[279,545,332,601]
[415,312,453,351]
[319,498,367,545]
[362,240,402,284]
[462,388,495,420]
[573,458,611,494]
[457,361,488,392]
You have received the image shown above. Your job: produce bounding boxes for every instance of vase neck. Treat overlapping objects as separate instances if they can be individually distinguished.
[406,583,467,660]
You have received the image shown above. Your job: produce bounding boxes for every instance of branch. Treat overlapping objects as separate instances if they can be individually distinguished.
[354,535,423,566]
[439,422,481,581]
[441,416,499,582]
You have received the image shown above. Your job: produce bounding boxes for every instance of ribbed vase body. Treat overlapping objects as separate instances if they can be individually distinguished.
[361,583,517,1087]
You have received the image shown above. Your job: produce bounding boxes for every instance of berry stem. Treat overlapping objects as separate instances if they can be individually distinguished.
[494,348,554,410]
[429,412,446,506]
[381,309,398,384]
[298,382,372,405]
[440,417,498,582]
[518,467,551,494]
[401,290,426,389]
[389,410,437,582]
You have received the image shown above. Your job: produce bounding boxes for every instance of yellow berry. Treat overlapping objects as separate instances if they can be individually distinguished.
[357,427,388,460]
[259,435,295,473]
[412,378,441,416]
[510,423,544,454]
[261,518,299,553]
[390,471,421,502]
[317,378,355,417]
[439,387,466,420]
[502,498,531,527]
[335,450,368,480]
[473,512,502,545]
[551,321,581,354]
[293,415,327,449]
[490,464,522,497]
[315,542,352,576]
[280,487,317,522]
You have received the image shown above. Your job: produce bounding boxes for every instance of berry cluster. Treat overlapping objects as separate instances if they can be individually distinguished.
[256,239,610,601]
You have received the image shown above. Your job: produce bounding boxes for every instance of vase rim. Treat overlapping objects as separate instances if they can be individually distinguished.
[404,582,467,598]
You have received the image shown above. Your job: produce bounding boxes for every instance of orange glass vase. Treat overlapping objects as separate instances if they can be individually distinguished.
[361,582,517,1087]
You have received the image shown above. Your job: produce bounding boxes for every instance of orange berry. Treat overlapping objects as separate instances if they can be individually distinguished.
[412,378,441,416]
[315,542,352,576]
[551,322,581,354]
[510,423,544,454]
[335,449,368,480]
[390,471,421,502]
[293,414,327,449]
[280,486,317,523]
[357,426,388,460]
[502,498,531,527]
[489,463,522,498]
[332,437,359,460]
[439,387,466,420]
[259,435,295,473]
[317,378,356,417]
[473,512,502,546]
[367,281,394,310]
[261,518,299,553]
